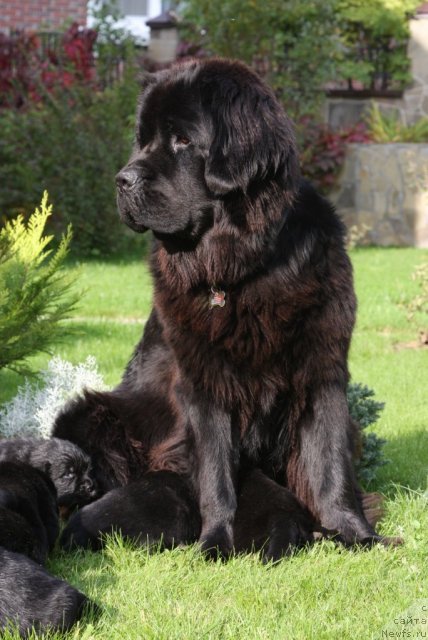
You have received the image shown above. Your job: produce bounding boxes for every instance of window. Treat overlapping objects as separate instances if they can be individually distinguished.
[117,0,148,15]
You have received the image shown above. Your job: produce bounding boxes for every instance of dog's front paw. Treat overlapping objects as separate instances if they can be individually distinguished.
[199,525,233,561]
[321,510,403,548]
[60,511,100,551]
[358,534,404,548]
[262,518,315,563]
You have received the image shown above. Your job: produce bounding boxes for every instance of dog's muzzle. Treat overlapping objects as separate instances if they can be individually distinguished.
[115,166,141,192]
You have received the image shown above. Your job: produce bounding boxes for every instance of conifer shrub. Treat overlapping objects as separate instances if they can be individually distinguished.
[0,193,79,375]
[347,382,389,486]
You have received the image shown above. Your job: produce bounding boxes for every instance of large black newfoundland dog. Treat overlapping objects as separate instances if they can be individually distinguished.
[55,58,399,557]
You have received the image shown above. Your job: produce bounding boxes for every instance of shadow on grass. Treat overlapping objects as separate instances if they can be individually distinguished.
[371,426,428,494]
[48,549,120,622]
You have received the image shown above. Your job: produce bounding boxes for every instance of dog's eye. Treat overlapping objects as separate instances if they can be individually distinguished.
[62,468,75,478]
[173,134,190,148]
[177,135,190,145]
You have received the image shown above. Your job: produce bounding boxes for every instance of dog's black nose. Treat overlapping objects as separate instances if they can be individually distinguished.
[81,477,97,496]
[116,166,140,190]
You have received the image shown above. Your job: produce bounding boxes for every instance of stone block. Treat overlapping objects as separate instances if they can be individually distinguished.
[333,143,428,247]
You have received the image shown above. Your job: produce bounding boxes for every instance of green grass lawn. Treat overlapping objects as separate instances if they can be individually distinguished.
[0,247,427,640]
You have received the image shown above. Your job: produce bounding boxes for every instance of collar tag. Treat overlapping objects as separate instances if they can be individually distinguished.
[209,287,226,308]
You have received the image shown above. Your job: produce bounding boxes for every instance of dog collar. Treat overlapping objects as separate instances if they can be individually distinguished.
[209,286,226,308]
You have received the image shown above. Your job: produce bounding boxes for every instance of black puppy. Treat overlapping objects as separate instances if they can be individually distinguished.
[0,462,58,563]
[0,437,98,508]
[233,469,320,562]
[234,471,386,560]
[0,507,40,563]
[61,471,201,551]
[0,548,97,636]
[61,469,319,562]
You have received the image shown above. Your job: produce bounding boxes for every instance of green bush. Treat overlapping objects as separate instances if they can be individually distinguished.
[399,262,428,328]
[337,0,419,91]
[181,0,340,117]
[0,193,79,374]
[347,382,389,486]
[0,68,142,256]
[180,0,420,118]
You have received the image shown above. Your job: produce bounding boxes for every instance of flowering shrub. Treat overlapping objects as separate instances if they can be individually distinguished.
[0,356,106,439]
[0,23,96,108]
[63,23,96,83]
[0,31,39,107]
[298,120,372,192]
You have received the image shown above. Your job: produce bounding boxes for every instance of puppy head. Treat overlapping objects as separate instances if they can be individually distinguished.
[116,58,300,241]
[37,439,98,508]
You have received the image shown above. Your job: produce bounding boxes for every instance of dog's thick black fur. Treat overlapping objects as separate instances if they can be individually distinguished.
[0,507,41,563]
[0,437,98,508]
[54,58,399,558]
[0,462,58,563]
[0,548,97,636]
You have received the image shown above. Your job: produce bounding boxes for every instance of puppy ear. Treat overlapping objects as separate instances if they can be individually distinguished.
[201,65,300,196]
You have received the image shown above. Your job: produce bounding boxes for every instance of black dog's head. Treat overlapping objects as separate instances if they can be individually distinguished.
[116,58,300,245]
[35,439,98,508]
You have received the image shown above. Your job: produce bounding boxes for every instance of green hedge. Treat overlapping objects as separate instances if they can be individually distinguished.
[0,69,142,257]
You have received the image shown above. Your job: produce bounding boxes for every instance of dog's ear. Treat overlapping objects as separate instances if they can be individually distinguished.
[201,66,300,196]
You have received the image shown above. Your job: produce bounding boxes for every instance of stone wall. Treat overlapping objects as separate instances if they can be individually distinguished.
[330,143,428,247]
